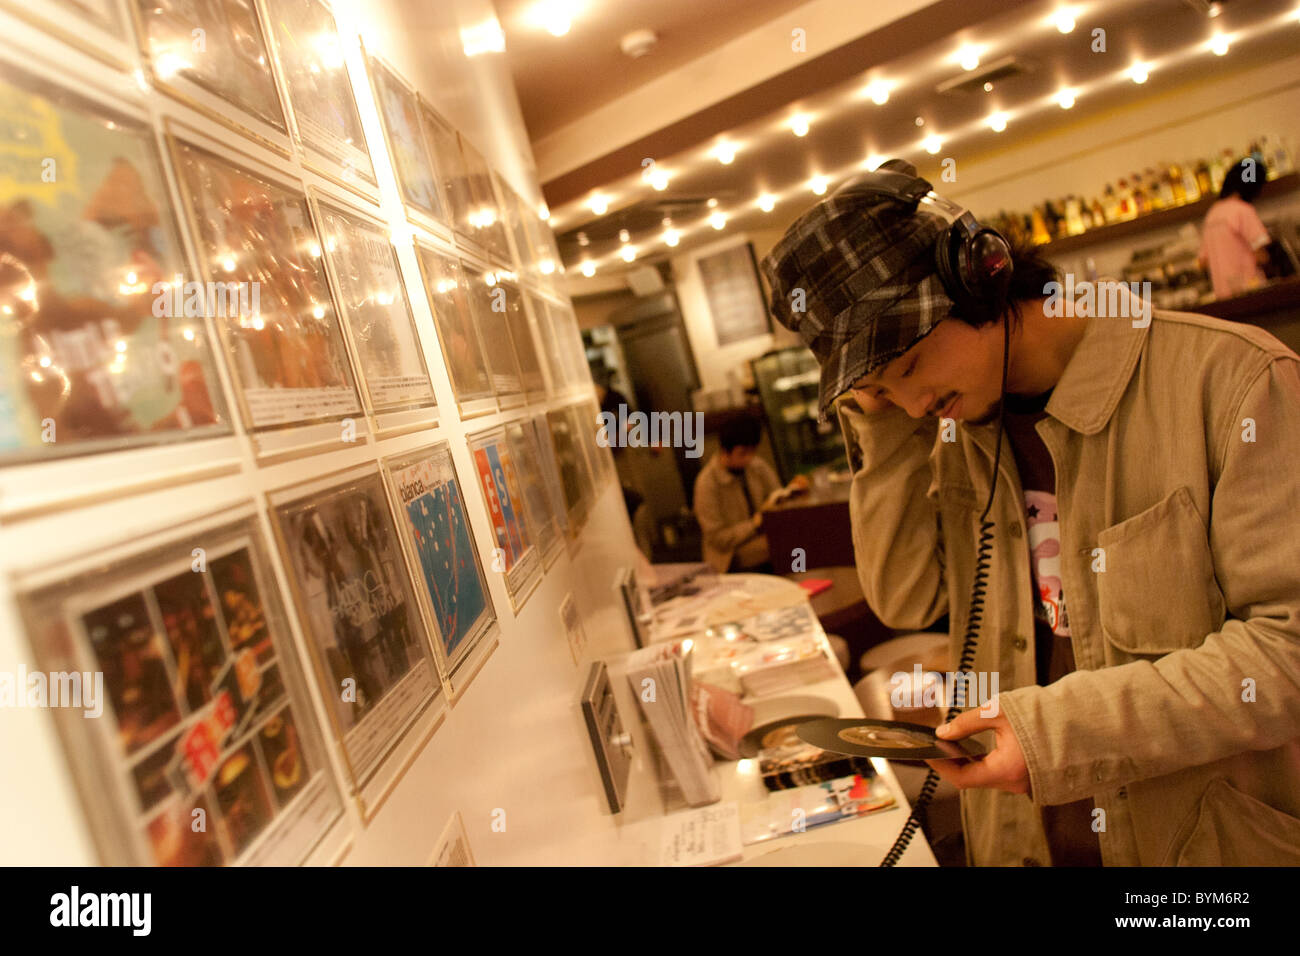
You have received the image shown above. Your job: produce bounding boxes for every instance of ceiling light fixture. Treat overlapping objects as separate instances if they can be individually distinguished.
[864,154,886,171]
[988,111,1008,132]
[460,18,505,56]
[1210,33,1230,56]
[1054,8,1076,34]
[923,135,943,155]
[531,0,575,36]
[664,228,680,246]
[810,175,828,195]
[1130,61,1150,84]
[590,193,608,215]
[581,260,595,277]
[710,212,726,230]
[538,202,550,220]
[789,113,810,137]
[706,197,718,208]
[621,245,636,262]
[983,81,994,92]
[618,228,630,243]
[865,80,891,105]
[714,142,736,165]
[758,193,776,212]
[647,167,669,190]
[1056,87,1076,109]
[956,44,983,72]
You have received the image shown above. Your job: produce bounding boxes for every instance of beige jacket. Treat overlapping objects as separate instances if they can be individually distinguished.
[838,304,1300,866]
[694,453,781,573]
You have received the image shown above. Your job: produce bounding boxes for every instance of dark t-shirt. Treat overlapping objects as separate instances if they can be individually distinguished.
[1002,389,1104,867]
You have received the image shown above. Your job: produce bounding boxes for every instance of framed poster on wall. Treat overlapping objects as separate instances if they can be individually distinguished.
[264,0,376,193]
[467,427,541,611]
[16,510,344,866]
[0,0,135,68]
[383,442,498,692]
[696,241,771,346]
[130,0,290,149]
[498,279,545,400]
[503,418,561,566]
[167,131,363,449]
[545,405,595,536]
[311,193,436,431]
[0,62,230,465]
[417,101,474,243]
[364,53,445,227]
[412,242,496,418]
[269,465,443,819]
[461,259,523,406]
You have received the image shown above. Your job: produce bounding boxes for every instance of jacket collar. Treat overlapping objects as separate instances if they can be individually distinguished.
[960,290,1150,467]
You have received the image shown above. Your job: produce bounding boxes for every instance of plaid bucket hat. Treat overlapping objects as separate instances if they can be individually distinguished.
[759,159,953,420]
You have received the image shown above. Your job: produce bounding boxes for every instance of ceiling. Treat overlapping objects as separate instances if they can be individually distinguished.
[496,0,811,141]
[495,0,1300,283]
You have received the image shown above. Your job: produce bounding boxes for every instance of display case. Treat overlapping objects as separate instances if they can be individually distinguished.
[750,347,846,483]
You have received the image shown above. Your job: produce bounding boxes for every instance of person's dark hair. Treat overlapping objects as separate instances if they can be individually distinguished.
[719,415,762,451]
[1220,158,1267,202]
[955,237,1060,333]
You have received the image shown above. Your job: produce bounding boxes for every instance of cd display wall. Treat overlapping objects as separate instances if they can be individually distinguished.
[0,0,619,867]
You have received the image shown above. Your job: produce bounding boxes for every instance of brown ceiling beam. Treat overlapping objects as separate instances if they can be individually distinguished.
[541,0,1035,208]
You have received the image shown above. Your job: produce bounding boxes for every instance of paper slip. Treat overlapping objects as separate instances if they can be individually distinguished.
[659,802,743,866]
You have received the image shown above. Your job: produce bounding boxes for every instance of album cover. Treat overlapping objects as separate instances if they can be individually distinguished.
[133,0,287,132]
[568,402,610,491]
[0,65,229,463]
[266,0,375,185]
[418,103,474,239]
[169,138,361,429]
[499,178,537,278]
[3,0,127,45]
[577,398,615,485]
[17,517,343,866]
[367,57,444,222]
[413,244,494,406]
[499,280,545,396]
[504,420,559,558]
[545,407,594,528]
[315,200,434,412]
[469,434,530,573]
[529,413,569,538]
[525,291,563,391]
[455,136,510,264]
[385,444,495,669]
[461,261,522,398]
[271,469,440,791]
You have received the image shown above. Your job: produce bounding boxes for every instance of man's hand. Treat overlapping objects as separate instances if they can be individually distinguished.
[788,474,811,493]
[924,705,1030,796]
[762,488,787,510]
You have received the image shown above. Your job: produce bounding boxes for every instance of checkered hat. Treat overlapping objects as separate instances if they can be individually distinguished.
[759,159,952,420]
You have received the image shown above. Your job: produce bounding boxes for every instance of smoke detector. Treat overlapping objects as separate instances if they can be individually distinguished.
[621,29,658,59]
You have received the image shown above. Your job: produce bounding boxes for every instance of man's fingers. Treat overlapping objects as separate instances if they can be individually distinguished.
[934,709,989,740]
[925,756,998,789]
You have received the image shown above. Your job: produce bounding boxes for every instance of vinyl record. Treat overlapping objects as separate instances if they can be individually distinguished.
[796,718,989,761]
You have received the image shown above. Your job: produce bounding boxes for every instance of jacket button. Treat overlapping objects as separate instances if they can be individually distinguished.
[1009,522,1023,538]
[1022,857,1041,867]
[1014,637,1028,651]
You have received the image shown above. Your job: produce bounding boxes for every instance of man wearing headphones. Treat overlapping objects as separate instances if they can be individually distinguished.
[760,158,1300,866]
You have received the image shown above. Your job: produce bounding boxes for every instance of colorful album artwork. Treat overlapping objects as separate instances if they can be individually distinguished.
[470,438,530,571]
[133,0,286,132]
[0,65,228,462]
[414,244,493,407]
[315,201,434,412]
[272,470,439,789]
[266,0,375,183]
[504,420,558,557]
[17,519,342,866]
[387,444,495,666]
[368,58,443,222]
[461,261,521,399]
[170,139,361,429]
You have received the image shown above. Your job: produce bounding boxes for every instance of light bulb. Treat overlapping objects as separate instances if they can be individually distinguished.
[758,194,776,212]
[923,135,943,155]
[1130,62,1149,84]
[988,112,1008,132]
[810,176,828,195]
[866,80,890,105]
[1210,34,1229,56]
[709,212,726,230]
[620,245,636,262]
[590,194,608,215]
[581,260,595,277]
[1057,88,1076,109]
[1054,9,1075,33]
[790,114,810,137]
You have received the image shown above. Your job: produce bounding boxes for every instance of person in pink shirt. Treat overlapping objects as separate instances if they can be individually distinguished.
[1199,158,1272,299]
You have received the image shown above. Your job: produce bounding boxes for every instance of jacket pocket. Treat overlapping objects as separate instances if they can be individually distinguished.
[1096,486,1225,657]
[1171,778,1300,865]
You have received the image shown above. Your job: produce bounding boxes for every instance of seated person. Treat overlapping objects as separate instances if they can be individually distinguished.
[693,416,807,573]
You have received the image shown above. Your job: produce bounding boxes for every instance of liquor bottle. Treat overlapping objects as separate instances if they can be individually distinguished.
[1167,163,1186,206]
[1148,167,1172,210]
[1090,196,1108,227]
[1194,158,1212,196]
[1115,179,1135,221]
[1065,195,1086,235]
[1102,183,1120,223]
[1181,161,1202,203]
[1030,205,1052,245]
[1080,203,1094,231]
[1131,174,1151,215]
[1209,151,1227,193]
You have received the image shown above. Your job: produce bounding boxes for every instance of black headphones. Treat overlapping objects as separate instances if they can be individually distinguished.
[832,166,1014,323]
